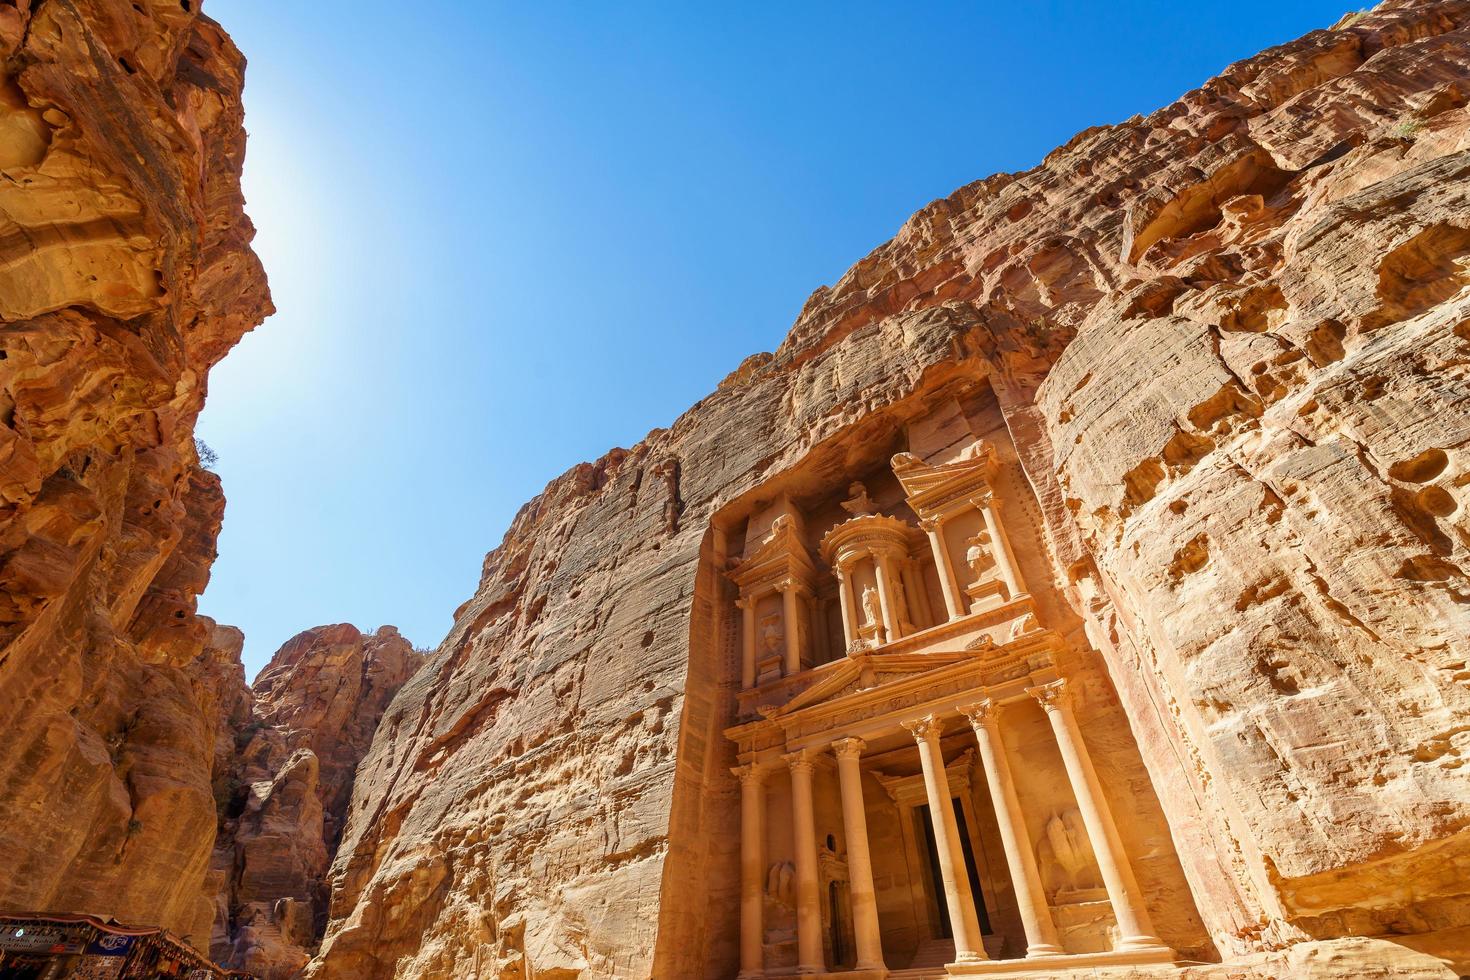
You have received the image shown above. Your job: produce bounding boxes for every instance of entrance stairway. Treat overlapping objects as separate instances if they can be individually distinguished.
[887,938,955,980]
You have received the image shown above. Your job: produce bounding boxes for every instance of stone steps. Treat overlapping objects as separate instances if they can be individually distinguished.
[888,937,956,979]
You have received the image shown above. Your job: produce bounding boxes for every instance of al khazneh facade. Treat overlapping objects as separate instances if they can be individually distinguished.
[713,387,1209,977]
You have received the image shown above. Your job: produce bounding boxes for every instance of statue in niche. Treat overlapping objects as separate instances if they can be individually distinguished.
[1037,809,1103,902]
[759,613,784,655]
[840,481,878,518]
[860,584,882,630]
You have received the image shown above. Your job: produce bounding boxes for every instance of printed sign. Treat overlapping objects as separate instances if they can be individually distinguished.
[0,924,88,953]
[86,932,138,956]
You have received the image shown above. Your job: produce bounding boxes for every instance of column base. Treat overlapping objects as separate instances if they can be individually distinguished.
[953,950,990,963]
[947,945,1178,975]
[736,972,763,980]
[1022,944,1065,958]
[1114,936,1171,953]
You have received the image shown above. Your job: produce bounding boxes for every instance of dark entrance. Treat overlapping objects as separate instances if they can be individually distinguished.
[915,797,993,937]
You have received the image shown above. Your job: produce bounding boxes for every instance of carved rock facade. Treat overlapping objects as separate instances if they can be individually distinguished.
[308,4,1470,978]
[0,0,270,950]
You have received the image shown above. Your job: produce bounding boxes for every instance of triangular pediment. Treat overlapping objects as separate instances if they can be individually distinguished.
[770,651,974,718]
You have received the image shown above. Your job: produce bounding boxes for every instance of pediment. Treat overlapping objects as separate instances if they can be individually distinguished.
[769,651,973,718]
[891,442,999,514]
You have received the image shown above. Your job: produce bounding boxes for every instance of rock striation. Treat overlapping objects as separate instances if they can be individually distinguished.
[211,624,421,980]
[0,0,269,951]
[305,2,1470,978]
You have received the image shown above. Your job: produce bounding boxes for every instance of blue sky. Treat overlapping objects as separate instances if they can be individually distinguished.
[200,0,1348,677]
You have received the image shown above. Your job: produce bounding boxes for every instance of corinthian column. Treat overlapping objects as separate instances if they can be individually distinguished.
[902,715,987,963]
[1028,680,1166,952]
[979,496,1025,600]
[733,764,766,977]
[959,700,1062,957]
[780,580,802,675]
[832,738,885,971]
[738,597,756,689]
[785,749,825,973]
[921,518,964,620]
[835,563,858,653]
[872,553,902,642]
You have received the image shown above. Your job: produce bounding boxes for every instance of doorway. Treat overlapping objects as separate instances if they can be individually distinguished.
[914,797,992,937]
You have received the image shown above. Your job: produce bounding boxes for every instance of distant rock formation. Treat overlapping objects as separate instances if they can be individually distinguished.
[0,0,270,950]
[210,625,421,980]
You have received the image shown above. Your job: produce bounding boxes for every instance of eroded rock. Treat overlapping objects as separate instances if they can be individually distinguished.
[0,0,269,950]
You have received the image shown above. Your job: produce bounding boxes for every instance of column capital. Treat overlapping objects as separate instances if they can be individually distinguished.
[958,698,999,727]
[901,713,944,742]
[831,736,867,761]
[731,763,765,786]
[1026,678,1069,712]
[783,749,816,774]
[918,516,943,533]
[735,595,754,611]
[777,577,813,598]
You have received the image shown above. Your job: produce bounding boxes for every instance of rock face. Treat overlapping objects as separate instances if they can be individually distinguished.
[0,0,269,951]
[211,625,421,980]
[307,3,1470,978]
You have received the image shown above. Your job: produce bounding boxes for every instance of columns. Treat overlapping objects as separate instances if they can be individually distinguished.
[873,553,902,642]
[922,518,965,621]
[780,580,803,676]
[979,496,1026,600]
[785,749,825,973]
[733,764,766,978]
[832,738,885,971]
[835,564,858,653]
[1028,680,1165,952]
[902,715,987,963]
[959,700,1063,958]
[738,597,756,690]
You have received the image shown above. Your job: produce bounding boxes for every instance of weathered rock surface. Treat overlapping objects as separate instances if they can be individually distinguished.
[211,625,421,980]
[306,3,1470,978]
[0,0,269,951]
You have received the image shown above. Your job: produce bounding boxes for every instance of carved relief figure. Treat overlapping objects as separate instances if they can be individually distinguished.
[965,529,996,576]
[1037,809,1102,901]
[759,613,783,654]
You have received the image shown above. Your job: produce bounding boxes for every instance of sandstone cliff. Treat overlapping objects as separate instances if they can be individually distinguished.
[211,624,421,980]
[307,3,1470,978]
[0,0,269,950]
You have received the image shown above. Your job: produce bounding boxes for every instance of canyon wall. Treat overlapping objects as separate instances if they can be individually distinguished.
[211,624,421,980]
[308,2,1470,978]
[0,0,269,951]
